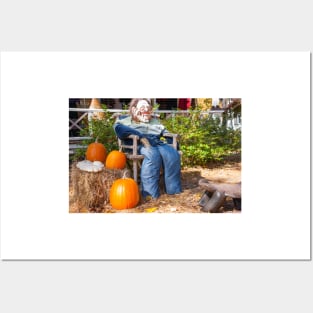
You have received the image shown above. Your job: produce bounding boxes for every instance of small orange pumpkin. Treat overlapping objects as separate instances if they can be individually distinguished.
[105,150,127,169]
[109,177,140,210]
[86,140,107,163]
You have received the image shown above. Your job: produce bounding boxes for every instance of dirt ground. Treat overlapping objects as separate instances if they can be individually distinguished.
[69,158,241,214]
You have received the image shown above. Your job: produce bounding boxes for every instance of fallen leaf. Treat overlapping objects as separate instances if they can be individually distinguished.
[145,207,158,213]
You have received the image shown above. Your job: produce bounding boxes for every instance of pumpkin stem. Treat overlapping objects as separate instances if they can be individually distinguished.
[95,136,98,143]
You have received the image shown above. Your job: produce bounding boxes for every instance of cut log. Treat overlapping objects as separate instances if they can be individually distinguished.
[198,179,241,199]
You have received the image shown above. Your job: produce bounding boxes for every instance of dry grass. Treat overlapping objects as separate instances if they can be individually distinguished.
[69,159,241,214]
[70,163,130,212]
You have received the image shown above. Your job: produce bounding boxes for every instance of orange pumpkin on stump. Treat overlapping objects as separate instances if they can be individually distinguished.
[86,140,107,163]
[109,177,140,210]
[105,150,127,169]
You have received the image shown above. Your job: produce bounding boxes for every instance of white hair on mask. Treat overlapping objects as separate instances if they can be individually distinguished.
[131,99,152,123]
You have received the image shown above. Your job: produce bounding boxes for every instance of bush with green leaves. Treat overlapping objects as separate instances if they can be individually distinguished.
[162,110,241,167]
[71,108,241,167]
[70,109,119,161]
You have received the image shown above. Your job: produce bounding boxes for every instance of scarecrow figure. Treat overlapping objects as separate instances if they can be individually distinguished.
[113,98,182,199]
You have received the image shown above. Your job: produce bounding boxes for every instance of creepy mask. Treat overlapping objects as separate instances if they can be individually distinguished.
[131,100,152,123]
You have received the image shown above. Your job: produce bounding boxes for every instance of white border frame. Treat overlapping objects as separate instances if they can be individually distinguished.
[0,51,310,260]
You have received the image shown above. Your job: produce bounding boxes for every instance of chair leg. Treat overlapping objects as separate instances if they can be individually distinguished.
[201,191,226,213]
[233,198,241,210]
[133,160,138,182]
[198,190,213,207]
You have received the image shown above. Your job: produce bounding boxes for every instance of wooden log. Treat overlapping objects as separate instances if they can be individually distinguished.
[198,179,241,199]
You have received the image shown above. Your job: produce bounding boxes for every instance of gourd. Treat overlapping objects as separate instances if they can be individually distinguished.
[76,160,104,172]
[109,177,140,210]
[105,150,127,169]
[86,140,107,163]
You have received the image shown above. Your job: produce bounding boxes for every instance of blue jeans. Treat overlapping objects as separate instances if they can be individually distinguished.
[139,144,182,198]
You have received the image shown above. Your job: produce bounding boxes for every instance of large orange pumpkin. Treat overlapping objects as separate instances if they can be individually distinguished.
[86,141,107,163]
[105,150,127,169]
[109,177,140,210]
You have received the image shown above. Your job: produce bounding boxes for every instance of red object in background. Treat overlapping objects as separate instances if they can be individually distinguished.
[178,98,191,110]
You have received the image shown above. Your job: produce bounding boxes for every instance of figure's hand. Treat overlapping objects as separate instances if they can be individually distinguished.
[140,137,151,148]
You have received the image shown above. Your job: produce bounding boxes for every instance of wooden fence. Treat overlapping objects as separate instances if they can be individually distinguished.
[69,108,241,155]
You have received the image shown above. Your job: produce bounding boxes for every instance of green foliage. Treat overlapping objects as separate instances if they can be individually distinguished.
[162,110,241,167]
[71,107,241,167]
[71,107,119,161]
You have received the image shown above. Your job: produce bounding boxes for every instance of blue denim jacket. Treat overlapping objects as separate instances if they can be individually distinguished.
[114,116,169,147]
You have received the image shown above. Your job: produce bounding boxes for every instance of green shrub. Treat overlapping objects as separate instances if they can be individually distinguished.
[162,110,241,167]
[71,108,241,167]
[70,108,119,161]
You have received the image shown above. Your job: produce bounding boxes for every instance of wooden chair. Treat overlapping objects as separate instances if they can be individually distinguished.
[117,132,181,183]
